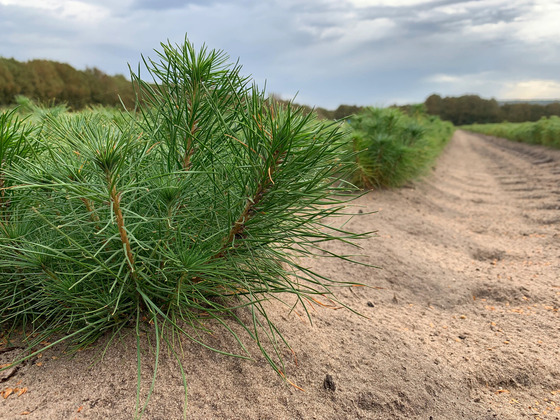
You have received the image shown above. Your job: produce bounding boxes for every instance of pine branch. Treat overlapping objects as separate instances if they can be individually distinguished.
[106,173,136,278]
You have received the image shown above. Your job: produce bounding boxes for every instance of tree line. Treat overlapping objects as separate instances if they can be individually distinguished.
[424,94,560,125]
[1,57,371,119]
[5,57,557,124]
[283,96,560,125]
[0,57,136,109]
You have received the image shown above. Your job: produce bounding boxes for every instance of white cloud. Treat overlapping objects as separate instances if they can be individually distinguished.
[464,20,510,39]
[0,0,109,22]
[423,73,560,101]
[0,0,57,8]
[425,72,497,90]
[426,74,461,84]
[306,17,397,43]
[341,17,397,43]
[423,72,508,98]
[346,0,438,7]
[501,80,560,100]
[433,3,469,15]
[515,0,560,43]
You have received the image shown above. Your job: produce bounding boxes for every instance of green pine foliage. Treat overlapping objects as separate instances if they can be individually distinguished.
[0,36,460,418]
[464,117,560,148]
[348,106,454,188]
[0,38,367,418]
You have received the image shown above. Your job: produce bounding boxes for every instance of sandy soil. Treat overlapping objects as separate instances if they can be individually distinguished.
[1,130,559,419]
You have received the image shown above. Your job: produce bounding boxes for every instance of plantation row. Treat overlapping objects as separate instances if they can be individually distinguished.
[0,38,453,417]
[464,116,560,148]
[349,106,453,188]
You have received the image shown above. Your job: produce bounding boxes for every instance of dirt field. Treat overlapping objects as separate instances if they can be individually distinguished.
[1,130,559,419]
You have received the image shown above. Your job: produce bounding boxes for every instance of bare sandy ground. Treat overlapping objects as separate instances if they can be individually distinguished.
[1,130,559,419]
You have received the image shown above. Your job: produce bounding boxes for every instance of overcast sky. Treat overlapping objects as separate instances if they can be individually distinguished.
[1,0,559,109]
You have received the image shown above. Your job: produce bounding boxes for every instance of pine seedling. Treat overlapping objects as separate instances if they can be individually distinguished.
[0,37,366,418]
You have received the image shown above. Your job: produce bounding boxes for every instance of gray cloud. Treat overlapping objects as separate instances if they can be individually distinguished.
[133,0,195,9]
[1,0,559,108]
[131,0,252,11]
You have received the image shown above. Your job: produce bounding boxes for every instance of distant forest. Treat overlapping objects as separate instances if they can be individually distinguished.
[0,57,364,119]
[327,96,560,125]
[0,57,136,109]
[2,57,559,124]
[424,94,560,125]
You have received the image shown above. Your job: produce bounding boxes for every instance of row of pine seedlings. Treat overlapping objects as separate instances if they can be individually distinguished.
[464,116,560,148]
[0,38,453,418]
